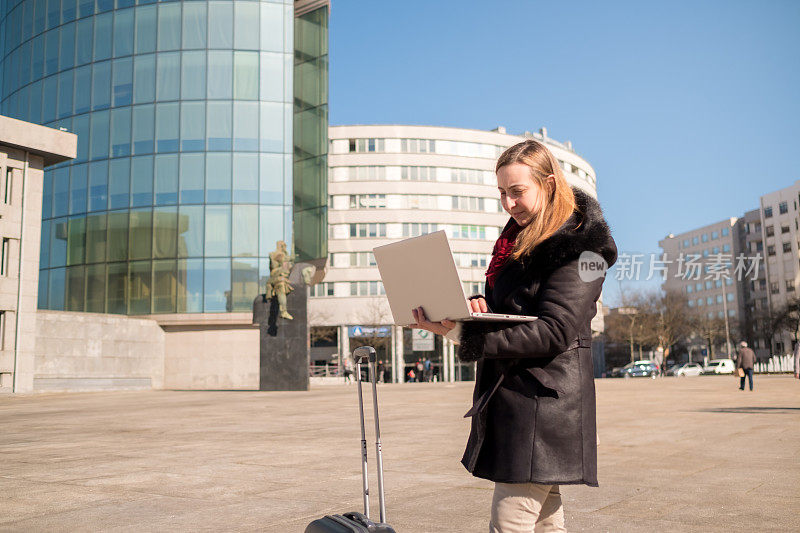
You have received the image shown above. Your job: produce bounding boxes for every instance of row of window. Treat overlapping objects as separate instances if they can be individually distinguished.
[33,101,289,169]
[38,256,269,314]
[308,280,387,297]
[687,295,736,308]
[334,165,496,185]
[43,152,289,220]
[684,278,734,293]
[679,227,731,248]
[335,194,502,213]
[2,2,288,95]
[309,281,488,298]
[3,54,288,133]
[764,223,796,237]
[40,204,290,269]
[763,200,790,219]
[766,242,795,256]
[330,223,496,241]
[327,251,490,270]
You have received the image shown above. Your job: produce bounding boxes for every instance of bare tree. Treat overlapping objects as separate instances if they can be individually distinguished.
[641,289,692,369]
[353,297,393,352]
[774,297,800,349]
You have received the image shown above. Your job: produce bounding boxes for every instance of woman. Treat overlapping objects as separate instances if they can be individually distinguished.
[412,140,617,532]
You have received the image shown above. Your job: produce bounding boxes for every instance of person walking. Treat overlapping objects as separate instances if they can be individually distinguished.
[411,140,617,532]
[793,341,800,380]
[736,341,756,391]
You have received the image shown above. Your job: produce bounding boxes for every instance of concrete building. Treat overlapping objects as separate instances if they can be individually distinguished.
[310,124,604,382]
[0,0,329,390]
[755,181,800,355]
[660,180,800,360]
[0,115,76,392]
[659,218,741,339]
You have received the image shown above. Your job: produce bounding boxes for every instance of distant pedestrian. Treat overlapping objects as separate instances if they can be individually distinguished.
[407,368,416,382]
[377,360,385,383]
[423,358,432,382]
[793,342,800,380]
[343,356,354,384]
[416,360,424,382]
[736,341,756,391]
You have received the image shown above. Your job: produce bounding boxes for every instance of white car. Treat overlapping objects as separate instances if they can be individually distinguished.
[703,359,736,374]
[673,363,704,376]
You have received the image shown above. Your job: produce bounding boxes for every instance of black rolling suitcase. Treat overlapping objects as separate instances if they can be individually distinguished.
[305,346,397,533]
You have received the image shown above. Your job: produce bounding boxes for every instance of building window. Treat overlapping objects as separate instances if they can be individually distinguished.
[766,225,774,237]
[682,239,690,248]
[786,280,795,292]
[783,242,792,253]
[697,298,704,306]
[692,236,699,245]
[450,168,487,184]
[462,281,485,296]
[349,252,376,267]
[3,167,11,204]
[779,201,788,214]
[722,244,731,252]
[402,223,439,237]
[347,166,386,181]
[402,195,437,209]
[451,225,486,240]
[0,238,9,276]
[764,206,773,218]
[781,225,790,234]
[688,300,694,307]
[349,223,386,238]
[767,245,776,256]
[770,282,779,294]
[454,252,489,268]
[349,281,385,296]
[400,138,436,153]
[349,194,386,209]
[701,233,708,242]
[349,138,385,153]
[452,196,485,211]
[400,166,435,181]
[711,231,718,239]
[728,309,736,317]
[310,282,334,297]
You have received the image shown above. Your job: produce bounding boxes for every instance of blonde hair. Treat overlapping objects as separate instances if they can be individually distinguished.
[496,140,576,261]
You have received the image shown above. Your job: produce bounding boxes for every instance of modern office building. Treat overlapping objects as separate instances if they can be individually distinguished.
[310,124,604,382]
[0,0,328,389]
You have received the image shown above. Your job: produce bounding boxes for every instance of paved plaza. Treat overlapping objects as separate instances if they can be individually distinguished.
[1,375,799,532]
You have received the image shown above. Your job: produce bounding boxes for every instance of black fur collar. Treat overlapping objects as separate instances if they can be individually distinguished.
[513,186,617,273]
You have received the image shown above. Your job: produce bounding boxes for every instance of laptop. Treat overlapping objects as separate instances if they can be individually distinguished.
[372,230,538,326]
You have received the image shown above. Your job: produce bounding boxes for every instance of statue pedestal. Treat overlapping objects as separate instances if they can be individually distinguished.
[253,286,309,391]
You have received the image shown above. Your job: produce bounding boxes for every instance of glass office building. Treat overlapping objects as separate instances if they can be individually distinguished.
[0,0,328,315]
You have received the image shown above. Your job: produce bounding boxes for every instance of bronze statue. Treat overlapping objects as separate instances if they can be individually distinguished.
[266,240,295,320]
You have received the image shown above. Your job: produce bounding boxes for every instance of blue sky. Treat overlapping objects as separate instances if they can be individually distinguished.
[328,0,800,306]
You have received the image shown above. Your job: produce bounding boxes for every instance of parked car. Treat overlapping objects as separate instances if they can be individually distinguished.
[671,362,704,377]
[613,360,659,379]
[703,359,736,374]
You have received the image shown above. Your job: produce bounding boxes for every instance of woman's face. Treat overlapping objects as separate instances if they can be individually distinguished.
[497,163,548,227]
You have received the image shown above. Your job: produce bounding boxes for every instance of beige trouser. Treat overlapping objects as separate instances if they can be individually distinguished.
[489,482,566,533]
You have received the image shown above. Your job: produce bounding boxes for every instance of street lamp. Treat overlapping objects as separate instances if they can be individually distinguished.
[721,276,732,357]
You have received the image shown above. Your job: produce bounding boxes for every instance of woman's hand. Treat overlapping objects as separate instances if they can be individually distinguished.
[411,307,456,336]
[468,297,489,313]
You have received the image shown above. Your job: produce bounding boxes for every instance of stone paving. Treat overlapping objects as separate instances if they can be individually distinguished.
[1,375,798,532]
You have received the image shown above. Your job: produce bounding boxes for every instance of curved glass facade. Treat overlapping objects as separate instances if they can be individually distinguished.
[0,0,302,314]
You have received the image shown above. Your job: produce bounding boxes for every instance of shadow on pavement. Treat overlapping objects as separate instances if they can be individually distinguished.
[695,406,800,414]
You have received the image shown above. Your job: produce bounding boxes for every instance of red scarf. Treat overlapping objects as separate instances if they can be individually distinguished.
[485,220,523,290]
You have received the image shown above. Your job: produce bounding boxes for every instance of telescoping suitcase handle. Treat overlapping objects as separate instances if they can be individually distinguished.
[352,346,387,525]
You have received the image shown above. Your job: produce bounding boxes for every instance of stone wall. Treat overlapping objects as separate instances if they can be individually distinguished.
[33,310,165,392]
